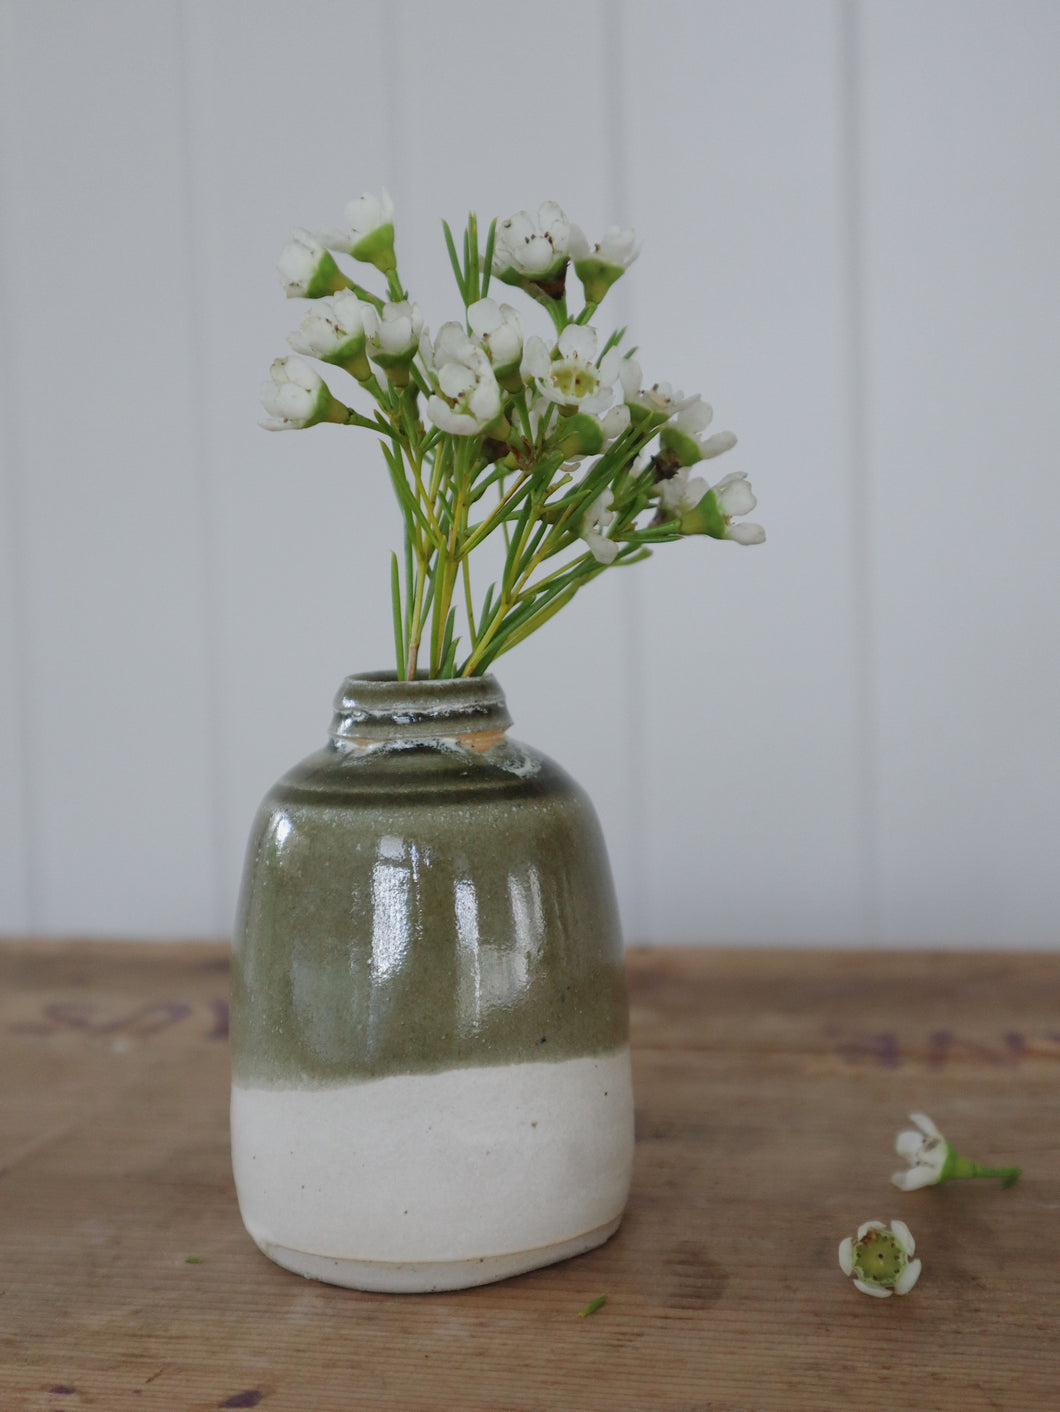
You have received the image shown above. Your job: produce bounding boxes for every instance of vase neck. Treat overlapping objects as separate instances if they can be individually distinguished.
[329,673,512,748]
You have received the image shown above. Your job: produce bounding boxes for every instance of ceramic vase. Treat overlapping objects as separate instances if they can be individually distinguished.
[230,672,634,1292]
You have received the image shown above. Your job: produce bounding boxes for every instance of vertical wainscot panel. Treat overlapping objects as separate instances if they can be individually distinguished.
[621,1,865,943]
[181,0,398,929]
[861,0,1060,946]
[0,1,219,936]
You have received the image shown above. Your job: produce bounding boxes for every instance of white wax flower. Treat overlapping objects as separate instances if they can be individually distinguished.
[619,359,701,419]
[660,399,738,468]
[569,223,638,271]
[320,189,396,270]
[362,300,424,361]
[524,325,622,415]
[277,228,348,300]
[892,1112,1021,1190]
[892,1112,948,1191]
[673,469,764,544]
[711,471,766,544]
[658,466,709,516]
[580,489,620,564]
[493,202,571,280]
[569,224,639,301]
[838,1220,922,1298]
[260,356,343,431]
[425,326,502,436]
[467,298,524,375]
[286,291,370,377]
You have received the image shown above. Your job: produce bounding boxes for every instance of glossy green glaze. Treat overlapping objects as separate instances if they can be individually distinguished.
[231,675,627,1086]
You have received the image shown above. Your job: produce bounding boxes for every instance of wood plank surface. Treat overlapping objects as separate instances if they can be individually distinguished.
[1,941,1057,1411]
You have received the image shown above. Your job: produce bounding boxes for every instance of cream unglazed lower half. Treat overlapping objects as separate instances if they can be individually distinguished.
[231,1045,634,1292]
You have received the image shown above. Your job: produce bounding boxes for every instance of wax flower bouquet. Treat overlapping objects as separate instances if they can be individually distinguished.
[261,193,764,679]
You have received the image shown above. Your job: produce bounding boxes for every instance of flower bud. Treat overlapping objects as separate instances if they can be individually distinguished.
[321,190,396,273]
[287,291,372,382]
[569,224,639,304]
[260,356,349,431]
[362,300,424,386]
[277,229,350,300]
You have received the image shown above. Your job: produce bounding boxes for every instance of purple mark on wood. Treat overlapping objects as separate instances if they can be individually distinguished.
[47,1388,77,1396]
[41,1000,192,1036]
[833,1032,901,1068]
[929,1030,1028,1069]
[218,1393,264,1409]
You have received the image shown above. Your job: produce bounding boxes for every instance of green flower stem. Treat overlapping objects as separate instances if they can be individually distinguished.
[947,1152,1022,1187]
[462,553,478,650]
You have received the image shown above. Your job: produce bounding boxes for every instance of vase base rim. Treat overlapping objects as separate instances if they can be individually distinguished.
[252,1215,624,1293]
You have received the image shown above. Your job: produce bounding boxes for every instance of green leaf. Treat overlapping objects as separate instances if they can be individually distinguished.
[578,1295,607,1318]
[442,219,466,301]
[480,218,497,301]
[391,552,406,680]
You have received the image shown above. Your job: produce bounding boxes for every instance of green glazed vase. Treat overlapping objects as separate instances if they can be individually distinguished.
[230,672,634,1292]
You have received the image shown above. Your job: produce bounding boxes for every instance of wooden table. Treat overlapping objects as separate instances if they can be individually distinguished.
[2,942,1057,1411]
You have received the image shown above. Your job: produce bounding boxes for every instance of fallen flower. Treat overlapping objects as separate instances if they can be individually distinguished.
[892,1111,1022,1191]
[838,1220,922,1298]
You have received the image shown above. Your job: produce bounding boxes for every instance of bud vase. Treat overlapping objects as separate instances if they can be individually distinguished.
[230,673,634,1293]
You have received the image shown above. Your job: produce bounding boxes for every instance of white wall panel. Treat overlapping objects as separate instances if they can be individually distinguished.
[623,1,866,942]
[180,0,399,932]
[861,0,1060,945]
[0,1,219,935]
[0,4,30,929]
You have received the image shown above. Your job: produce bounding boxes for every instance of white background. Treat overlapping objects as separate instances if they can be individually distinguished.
[1,0,1057,947]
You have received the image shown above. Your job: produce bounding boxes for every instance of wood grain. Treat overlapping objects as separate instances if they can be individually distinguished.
[1,941,1057,1410]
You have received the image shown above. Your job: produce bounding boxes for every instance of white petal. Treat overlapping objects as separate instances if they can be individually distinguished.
[521,336,551,379]
[619,358,642,398]
[438,363,476,398]
[467,297,502,338]
[727,521,766,546]
[433,321,474,367]
[538,201,570,251]
[838,1238,855,1276]
[426,395,479,436]
[567,223,591,261]
[557,324,598,362]
[889,1220,915,1257]
[853,1279,892,1298]
[699,431,739,459]
[597,348,622,386]
[910,1112,941,1138]
[896,1129,925,1158]
[684,476,709,508]
[677,398,714,434]
[857,1221,886,1240]
[892,1164,936,1191]
[601,404,631,439]
[894,1258,922,1295]
[715,473,757,518]
[585,532,620,564]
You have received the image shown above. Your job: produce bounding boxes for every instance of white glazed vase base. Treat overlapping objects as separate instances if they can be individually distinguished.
[231,1047,634,1291]
[248,1215,623,1293]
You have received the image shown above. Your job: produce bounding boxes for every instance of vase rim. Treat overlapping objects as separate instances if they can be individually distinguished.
[329,671,512,743]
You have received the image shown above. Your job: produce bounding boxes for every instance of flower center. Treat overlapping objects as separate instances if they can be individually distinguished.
[551,362,599,400]
[854,1230,906,1286]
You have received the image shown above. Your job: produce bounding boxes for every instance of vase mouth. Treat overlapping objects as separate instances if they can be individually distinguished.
[329,672,512,744]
